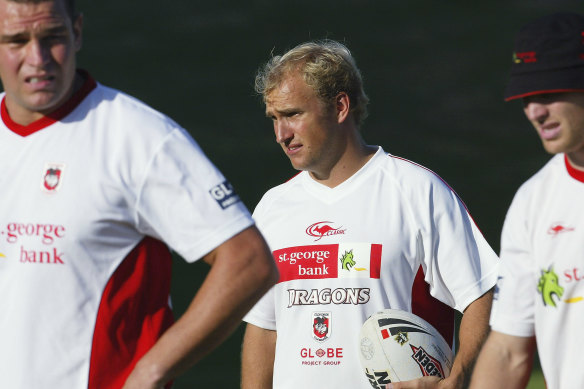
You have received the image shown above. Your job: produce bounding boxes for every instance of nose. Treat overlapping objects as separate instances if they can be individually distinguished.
[523,100,549,123]
[274,120,292,144]
[26,39,50,67]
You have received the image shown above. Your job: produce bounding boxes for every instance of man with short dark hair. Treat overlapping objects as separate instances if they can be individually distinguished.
[470,12,584,389]
[241,40,499,389]
[0,0,278,388]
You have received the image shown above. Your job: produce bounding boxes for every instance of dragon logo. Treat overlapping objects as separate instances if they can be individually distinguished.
[339,249,356,271]
[312,312,331,342]
[41,163,65,193]
[537,266,564,307]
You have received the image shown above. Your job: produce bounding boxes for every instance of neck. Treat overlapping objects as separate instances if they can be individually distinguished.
[6,72,84,126]
[309,130,377,188]
[566,152,584,171]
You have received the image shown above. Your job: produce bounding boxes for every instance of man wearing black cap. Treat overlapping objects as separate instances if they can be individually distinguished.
[470,12,584,389]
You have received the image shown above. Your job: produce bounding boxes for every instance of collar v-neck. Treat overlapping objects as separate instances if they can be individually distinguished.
[1,70,97,137]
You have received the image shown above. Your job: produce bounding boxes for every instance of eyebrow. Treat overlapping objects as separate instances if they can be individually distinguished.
[0,24,68,43]
[265,107,297,118]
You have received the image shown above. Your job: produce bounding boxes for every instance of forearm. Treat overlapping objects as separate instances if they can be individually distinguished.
[443,289,494,389]
[123,227,278,388]
[469,331,535,389]
[241,324,276,389]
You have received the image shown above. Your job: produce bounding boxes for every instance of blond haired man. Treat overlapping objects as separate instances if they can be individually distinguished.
[241,40,499,389]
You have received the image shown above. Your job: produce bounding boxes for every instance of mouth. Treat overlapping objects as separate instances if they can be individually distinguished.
[285,143,303,155]
[25,75,56,86]
[539,122,561,140]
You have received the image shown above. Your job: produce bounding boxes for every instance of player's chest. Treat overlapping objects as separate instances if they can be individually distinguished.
[259,201,418,283]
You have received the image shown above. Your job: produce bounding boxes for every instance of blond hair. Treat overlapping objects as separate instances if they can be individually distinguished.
[255,40,369,127]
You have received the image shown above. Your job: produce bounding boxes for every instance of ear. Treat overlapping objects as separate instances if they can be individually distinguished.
[335,92,351,124]
[73,13,84,52]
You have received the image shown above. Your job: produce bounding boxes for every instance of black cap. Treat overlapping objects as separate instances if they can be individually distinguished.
[504,12,584,101]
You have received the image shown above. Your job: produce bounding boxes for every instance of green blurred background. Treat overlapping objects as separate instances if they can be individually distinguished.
[73,0,584,387]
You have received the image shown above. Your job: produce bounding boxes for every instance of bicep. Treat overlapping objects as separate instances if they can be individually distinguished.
[241,323,276,389]
[470,331,536,389]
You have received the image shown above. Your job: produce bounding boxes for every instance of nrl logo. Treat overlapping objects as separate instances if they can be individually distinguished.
[394,331,408,346]
[312,312,331,342]
[305,221,346,241]
[42,163,65,193]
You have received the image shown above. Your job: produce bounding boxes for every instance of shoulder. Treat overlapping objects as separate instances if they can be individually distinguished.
[253,172,304,218]
[89,83,183,136]
[513,154,563,201]
[379,153,460,200]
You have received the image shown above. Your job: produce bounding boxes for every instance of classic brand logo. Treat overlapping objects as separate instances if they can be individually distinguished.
[305,221,346,241]
[410,345,445,378]
[312,312,331,342]
[42,163,65,193]
[274,243,382,283]
[547,223,575,236]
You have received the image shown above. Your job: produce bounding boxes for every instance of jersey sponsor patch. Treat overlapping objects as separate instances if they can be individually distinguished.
[287,287,370,307]
[274,242,382,282]
[41,163,65,193]
[209,180,241,209]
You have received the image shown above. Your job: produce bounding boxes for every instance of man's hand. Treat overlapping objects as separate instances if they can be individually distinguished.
[121,226,278,388]
[386,376,442,389]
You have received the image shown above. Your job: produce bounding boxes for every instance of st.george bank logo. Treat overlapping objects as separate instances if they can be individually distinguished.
[306,222,346,241]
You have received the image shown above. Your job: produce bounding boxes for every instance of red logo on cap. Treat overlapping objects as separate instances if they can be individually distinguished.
[514,51,537,63]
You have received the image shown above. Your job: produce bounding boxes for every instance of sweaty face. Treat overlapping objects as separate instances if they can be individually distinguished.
[0,0,82,125]
[523,92,584,164]
[265,72,344,179]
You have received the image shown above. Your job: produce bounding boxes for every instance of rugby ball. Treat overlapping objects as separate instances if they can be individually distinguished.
[358,309,453,387]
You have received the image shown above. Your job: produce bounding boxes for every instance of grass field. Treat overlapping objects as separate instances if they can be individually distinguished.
[73,0,582,387]
[527,369,546,389]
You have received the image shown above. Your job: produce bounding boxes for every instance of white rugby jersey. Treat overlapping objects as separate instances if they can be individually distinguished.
[0,72,254,388]
[244,147,498,389]
[490,154,584,389]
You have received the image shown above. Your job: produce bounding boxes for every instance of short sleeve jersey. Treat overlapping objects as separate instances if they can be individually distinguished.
[0,73,254,388]
[489,154,584,389]
[244,147,499,389]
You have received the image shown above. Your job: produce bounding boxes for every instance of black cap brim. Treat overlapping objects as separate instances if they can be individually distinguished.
[504,65,584,101]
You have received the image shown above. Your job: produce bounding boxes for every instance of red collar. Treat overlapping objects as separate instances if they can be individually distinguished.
[565,154,584,183]
[1,70,97,137]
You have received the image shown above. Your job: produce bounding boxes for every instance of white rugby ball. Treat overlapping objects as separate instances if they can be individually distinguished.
[358,309,453,387]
